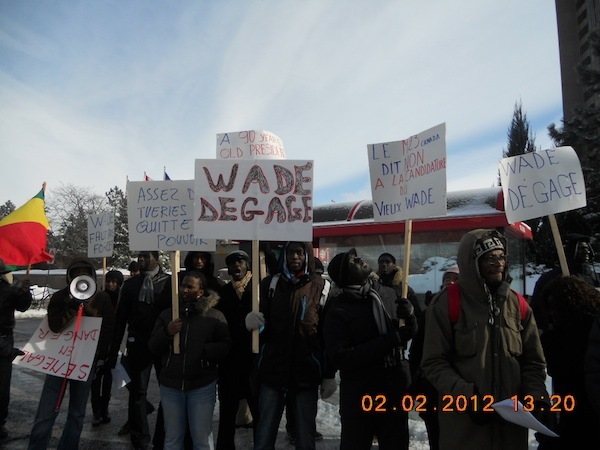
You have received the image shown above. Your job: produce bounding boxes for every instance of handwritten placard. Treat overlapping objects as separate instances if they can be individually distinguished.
[216,130,286,160]
[498,146,586,223]
[368,123,447,222]
[127,180,216,251]
[13,316,102,381]
[87,211,115,258]
[194,159,313,241]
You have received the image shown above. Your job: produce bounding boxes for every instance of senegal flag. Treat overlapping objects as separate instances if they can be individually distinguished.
[0,185,52,268]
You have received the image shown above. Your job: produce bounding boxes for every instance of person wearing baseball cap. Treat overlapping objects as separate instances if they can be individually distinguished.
[214,249,257,449]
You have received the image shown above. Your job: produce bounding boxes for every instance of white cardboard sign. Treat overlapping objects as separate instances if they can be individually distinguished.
[87,211,115,258]
[127,180,216,251]
[368,123,447,222]
[13,316,102,382]
[498,146,586,224]
[216,130,286,160]
[194,159,313,241]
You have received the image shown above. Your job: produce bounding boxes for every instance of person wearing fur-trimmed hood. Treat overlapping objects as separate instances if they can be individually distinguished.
[149,270,230,450]
[376,253,422,318]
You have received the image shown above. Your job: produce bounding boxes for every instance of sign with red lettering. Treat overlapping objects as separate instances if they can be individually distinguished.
[216,130,286,160]
[498,146,586,223]
[13,316,102,381]
[368,123,447,222]
[194,159,313,241]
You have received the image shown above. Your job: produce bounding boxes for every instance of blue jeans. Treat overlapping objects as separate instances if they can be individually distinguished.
[254,384,317,450]
[160,381,216,450]
[28,373,93,450]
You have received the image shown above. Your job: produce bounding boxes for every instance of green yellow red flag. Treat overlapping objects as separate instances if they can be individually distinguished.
[0,184,52,267]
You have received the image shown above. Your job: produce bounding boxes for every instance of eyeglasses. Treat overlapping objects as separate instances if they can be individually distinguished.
[481,254,506,265]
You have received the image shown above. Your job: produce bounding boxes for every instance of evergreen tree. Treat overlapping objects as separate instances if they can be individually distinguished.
[548,29,600,235]
[0,200,16,220]
[498,101,537,185]
[105,186,135,268]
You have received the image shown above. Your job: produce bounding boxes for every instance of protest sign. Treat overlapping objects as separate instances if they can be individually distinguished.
[13,316,102,382]
[194,159,313,241]
[498,146,586,224]
[127,180,216,251]
[87,211,115,258]
[368,123,447,222]
[216,130,286,160]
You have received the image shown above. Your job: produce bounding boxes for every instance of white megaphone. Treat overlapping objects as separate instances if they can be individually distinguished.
[69,275,97,301]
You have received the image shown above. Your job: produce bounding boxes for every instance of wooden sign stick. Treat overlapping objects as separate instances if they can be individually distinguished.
[548,214,570,277]
[171,251,181,353]
[252,240,260,354]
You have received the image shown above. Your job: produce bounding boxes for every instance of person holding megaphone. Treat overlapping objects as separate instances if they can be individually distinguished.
[28,257,115,450]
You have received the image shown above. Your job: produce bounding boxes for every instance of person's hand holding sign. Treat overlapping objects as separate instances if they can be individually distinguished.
[167,318,183,336]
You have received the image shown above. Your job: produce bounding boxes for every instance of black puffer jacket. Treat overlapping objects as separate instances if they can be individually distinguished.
[149,290,230,390]
[257,242,326,390]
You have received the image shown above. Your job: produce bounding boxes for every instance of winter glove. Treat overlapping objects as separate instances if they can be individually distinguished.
[397,314,418,342]
[320,378,337,399]
[396,298,414,320]
[11,348,25,362]
[167,318,184,336]
[245,311,265,331]
[104,353,117,369]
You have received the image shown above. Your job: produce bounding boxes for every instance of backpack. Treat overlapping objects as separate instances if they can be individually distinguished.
[446,282,529,324]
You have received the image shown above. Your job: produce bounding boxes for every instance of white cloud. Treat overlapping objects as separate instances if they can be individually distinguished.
[0,0,563,209]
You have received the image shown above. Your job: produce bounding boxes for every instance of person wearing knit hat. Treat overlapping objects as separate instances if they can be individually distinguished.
[106,251,170,450]
[323,248,416,449]
[89,269,125,427]
[421,229,550,450]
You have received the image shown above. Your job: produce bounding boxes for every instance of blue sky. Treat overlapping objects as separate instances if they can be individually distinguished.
[0,0,562,208]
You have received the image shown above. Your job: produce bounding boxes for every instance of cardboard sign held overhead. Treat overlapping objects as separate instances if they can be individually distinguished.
[216,130,286,160]
[368,123,447,222]
[194,159,313,242]
[498,146,586,224]
[87,211,115,258]
[127,180,216,251]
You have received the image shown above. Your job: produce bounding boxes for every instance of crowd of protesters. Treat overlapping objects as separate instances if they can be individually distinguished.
[2,228,600,449]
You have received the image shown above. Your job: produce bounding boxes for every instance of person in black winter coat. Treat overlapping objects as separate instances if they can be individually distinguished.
[323,248,417,450]
[91,269,124,426]
[244,241,334,450]
[540,275,600,448]
[0,259,31,440]
[28,258,115,450]
[149,271,230,450]
[214,250,258,450]
[107,251,170,450]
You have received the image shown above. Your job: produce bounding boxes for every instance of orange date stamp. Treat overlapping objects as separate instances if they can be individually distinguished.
[361,393,576,413]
